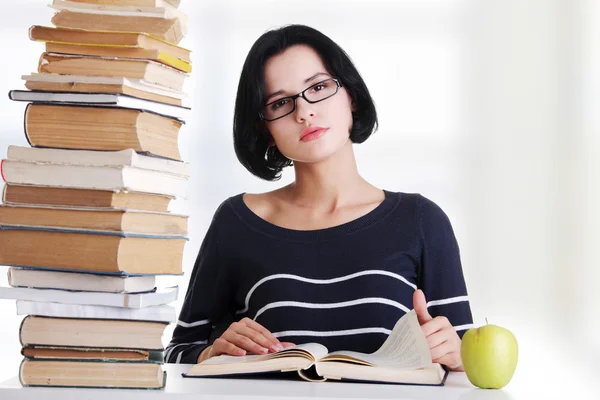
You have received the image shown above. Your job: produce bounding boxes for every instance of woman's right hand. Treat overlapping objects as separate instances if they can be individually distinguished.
[197,318,295,363]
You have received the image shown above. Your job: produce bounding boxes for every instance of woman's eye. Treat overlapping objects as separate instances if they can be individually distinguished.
[270,99,289,110]
[309,81,330,94]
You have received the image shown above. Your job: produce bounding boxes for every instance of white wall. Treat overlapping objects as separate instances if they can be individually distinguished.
[0,0,597,392]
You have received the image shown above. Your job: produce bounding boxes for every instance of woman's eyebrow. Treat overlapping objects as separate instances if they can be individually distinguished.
[265,72,331,102]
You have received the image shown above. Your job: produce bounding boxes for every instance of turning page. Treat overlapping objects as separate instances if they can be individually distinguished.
[323,310,433,369]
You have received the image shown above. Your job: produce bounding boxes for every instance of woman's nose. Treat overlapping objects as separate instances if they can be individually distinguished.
[294,97,316,123]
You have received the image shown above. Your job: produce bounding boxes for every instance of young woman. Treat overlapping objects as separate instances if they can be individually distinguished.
[166,25,473,372]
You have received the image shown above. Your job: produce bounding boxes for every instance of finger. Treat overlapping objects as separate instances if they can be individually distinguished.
[413,289,433,325]
[236,325,281,352]
[281,342,296,348]
[421,316,451,337]
[425,328,451,349]
[240,318,282,347]
[430,340,456,361]
[226,332,269,355]
[212,338,246,357]
[433,351,462,369]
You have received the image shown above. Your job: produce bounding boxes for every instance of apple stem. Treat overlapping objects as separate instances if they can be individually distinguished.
[485,318,488,325]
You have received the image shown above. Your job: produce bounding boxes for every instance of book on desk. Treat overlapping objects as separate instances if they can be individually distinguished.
[184,310,448,386]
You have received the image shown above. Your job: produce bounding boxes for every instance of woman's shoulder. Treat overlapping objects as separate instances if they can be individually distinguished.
[209,191,276,223]
[383,191,452,223]
[237,191,275,219]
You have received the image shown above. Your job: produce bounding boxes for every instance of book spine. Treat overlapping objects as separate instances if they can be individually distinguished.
[6,266,14,286]
[28,25,35,41]
[18,315,29,347]
[18,358,26,386]
[23,103,34,147]
[37,52,48,73]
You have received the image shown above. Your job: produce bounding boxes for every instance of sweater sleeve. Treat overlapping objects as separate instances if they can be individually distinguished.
[164,207,232,363]
[417,195,474,339]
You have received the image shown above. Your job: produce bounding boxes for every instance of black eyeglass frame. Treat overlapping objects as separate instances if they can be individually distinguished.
[259,78,343,122]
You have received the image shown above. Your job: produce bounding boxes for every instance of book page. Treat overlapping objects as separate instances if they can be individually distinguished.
[324,310,432,369]
[201,342,329,365]
[283,342,329,361]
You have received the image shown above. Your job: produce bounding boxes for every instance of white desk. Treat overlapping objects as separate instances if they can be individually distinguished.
[2,317,596,398]
[0,363,556,400]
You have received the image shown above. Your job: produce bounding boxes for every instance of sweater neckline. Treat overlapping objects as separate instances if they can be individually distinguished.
[229,190,400,241]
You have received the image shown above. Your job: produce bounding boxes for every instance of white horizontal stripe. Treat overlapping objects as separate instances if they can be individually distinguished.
[177,319,210,328]
[272,327,392,338]
[426,295,470,307]
[254,297,410,320]
[165,340,207,363]
[237,270,416,314]
[454,323,475,331]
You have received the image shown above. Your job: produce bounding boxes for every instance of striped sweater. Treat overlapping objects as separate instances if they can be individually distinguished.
[165,190,473,364]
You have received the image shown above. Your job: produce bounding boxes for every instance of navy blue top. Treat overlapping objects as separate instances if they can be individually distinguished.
[165,190,473,364]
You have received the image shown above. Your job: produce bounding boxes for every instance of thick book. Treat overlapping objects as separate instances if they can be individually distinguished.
[1,150,188,198]
[185,310,448,386]
[65,0,180,8]
[19,359,166,389]
[6,145,189,176]
[1,159,188,198]
[44,42,191,72]
[17,300,176,322]
[2,184,173,212]
[51,9,186,45]
[38,52,187,91]
[0,225,187,275]
[10,89,189,120]
[51,0,186,21]
[29,25,190,62]
[0,285,178,308]
[7,267,157,293]
[18,103,183,160]
[22,346,154,361]
[23,73,186,106]
[20,315,169,349]
[0,204,188,235]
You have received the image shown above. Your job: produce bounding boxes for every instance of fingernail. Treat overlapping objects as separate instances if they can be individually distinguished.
[271,344,283,352]
[237,349,246,356]
[260,347,268,354]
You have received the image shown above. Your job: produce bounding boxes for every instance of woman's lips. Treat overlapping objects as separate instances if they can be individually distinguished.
[300,127,329,142]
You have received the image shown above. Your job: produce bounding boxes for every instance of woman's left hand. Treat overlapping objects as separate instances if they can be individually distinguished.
[413,289,464,371]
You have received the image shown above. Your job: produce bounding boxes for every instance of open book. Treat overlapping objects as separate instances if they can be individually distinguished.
[183,310,447,386]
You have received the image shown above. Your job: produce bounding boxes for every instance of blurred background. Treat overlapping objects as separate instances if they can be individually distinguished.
[0,0,597,395]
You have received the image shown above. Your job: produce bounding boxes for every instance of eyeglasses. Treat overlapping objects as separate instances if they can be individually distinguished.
[259,78,342,122]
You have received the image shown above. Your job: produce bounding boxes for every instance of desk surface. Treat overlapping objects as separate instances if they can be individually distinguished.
[0,362,576,400]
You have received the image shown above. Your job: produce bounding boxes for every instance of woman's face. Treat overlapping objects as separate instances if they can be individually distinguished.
[262,44,354,164]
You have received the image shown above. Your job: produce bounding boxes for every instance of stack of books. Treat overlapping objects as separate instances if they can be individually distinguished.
[0,0,191,390]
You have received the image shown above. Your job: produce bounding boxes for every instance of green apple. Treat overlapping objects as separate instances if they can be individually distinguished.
[460,323,518,389]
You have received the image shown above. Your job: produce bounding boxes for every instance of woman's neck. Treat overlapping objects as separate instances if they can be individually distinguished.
[283,141,381,211]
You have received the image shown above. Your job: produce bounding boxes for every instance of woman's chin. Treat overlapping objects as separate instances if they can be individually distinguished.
[288,146,347,164]
[280,133,350,164]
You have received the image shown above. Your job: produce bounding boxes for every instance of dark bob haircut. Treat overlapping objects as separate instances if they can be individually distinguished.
[233,24,378,181]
